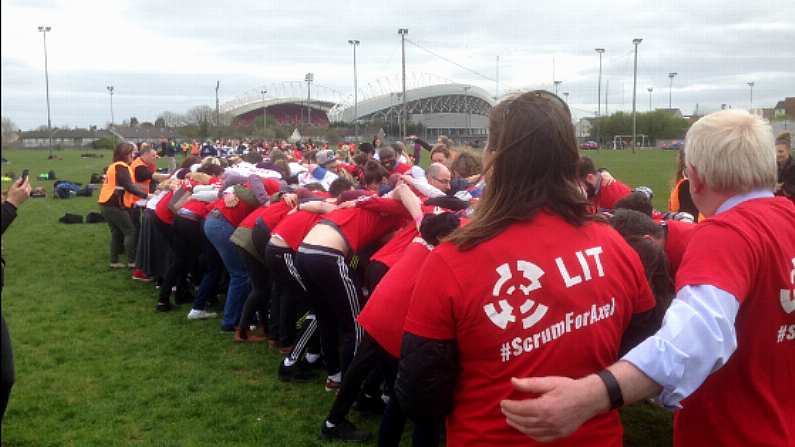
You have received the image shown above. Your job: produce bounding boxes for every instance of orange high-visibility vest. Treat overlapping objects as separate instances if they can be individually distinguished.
[668,178,705,222]
[130,157,153,194]
[98,161,137,208]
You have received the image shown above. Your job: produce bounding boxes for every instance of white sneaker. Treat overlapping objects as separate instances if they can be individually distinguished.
[187,309,217,320]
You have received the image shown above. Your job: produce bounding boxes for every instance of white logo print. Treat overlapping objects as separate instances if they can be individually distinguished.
[780,258,795,314]
[484,261,548,330]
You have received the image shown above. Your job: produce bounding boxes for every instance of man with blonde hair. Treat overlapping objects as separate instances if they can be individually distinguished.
[501,109,795,446]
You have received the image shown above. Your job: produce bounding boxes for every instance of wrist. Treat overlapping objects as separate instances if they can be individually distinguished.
[583,373,613,415]
[6,197,21,208]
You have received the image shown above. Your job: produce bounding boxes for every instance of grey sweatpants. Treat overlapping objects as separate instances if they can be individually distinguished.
[100,205,137,264]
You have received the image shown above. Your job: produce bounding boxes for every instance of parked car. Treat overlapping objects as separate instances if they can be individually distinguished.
[580,140,599,150]
[662,139,684,150]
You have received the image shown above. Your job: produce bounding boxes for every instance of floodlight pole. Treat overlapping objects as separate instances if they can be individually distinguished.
[106,85,115,146]
[632,38,642,154]
[747,81,754,110]
[215,80,220,138]
[554,80,562,96]
[348,39,360,139]
[305,73,313,131]
[647,87,653,111]
[261,89,268,135]
[595,48,605,145]
[398,28,408,140]
[38,26,53,157]
[668,72,678,109]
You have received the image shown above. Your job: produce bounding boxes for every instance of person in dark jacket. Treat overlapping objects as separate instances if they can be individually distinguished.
[1,174,31,421]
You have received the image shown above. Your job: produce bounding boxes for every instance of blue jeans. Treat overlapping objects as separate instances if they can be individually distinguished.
[204,213,251,329]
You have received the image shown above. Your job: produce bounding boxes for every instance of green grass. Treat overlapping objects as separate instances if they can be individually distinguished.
[1,147,673,446]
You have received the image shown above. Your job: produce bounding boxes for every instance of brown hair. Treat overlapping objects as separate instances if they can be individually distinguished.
[430,144,451,161]
[112,142,136,163]
[776,132,791,146]
[447,91,591,250]
[450,150,482,178]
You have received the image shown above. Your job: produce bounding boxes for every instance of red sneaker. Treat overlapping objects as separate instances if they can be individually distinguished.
[131,269,152,282]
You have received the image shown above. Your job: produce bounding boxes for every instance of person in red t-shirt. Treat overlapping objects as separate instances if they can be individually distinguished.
[577,156,632,211]
[294,183,421,392]
[504,109,795,447]
[396,91,655,447]
[377,146,412,176]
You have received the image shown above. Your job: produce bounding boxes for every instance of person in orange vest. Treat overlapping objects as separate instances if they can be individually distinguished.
[128,145,169,281]
[190,140,199,157]
[668,149,701,220]
[98,142,149,270]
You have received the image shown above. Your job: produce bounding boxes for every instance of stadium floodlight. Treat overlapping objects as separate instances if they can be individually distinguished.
[348,40,360,139]
[747,82,754,110]
[647,87,653,111]
[631,39,642,153]
[595,48,605,146]
[398,29,408,140]
[668,72,678,109]
[260,89,268,133]
[304,73,314,129]
[38,26,53,157]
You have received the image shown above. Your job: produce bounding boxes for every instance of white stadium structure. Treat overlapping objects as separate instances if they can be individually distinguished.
[221,81,496,142]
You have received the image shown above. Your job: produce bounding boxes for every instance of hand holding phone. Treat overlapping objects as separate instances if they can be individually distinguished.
[20,169,30,184]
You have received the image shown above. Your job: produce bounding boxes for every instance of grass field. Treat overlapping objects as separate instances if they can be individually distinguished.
[1,147,677,446]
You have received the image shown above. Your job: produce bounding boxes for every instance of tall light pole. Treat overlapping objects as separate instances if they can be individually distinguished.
[553,80,562,96]
[304,73,313,131]
[667,72,678,109]
[106,85,115,127]
[38,26,53,157]
[563,92,569,103]
[595,48,605,145]
[463,86,471,139]
[106,85,115,146]
[398,28,408,140]
[632,38,642,154]
[215,81,220,138]
[348,39,360,140]
[747,82,754,110]
[261,89,268,136]
[647,87,653,111]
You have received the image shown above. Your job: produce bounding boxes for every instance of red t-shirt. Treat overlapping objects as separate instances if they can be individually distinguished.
[673,197,795,447]
[321,198,409,253]
[154,190,177,225]
[663,220,696,276]
[273,210,325,251]
[370,223,419,268]
[404,212,655,447]
[595,180,632,210]
[359,237,433,358]
[238,200,292,230]
[179,198,213,220]
[392,163,412,175]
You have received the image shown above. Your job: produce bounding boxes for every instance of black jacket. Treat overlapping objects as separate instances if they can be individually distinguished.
[395,332,459,423]
[1,202,18,291]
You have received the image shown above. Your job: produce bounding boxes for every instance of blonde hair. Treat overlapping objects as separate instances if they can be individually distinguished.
[684,109,776,193]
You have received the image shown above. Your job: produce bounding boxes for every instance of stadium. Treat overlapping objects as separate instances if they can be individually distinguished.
[221,81,496,142]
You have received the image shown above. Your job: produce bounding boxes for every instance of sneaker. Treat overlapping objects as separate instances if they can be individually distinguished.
[320,419,371,443]
[234,328,266,343]
[187,309,218,320]
[109,262,126,269]
[156,302,172,312]
[278,360,318,383]
[220,324,236,332]
[132,269,152,282]
[325,377,342,393]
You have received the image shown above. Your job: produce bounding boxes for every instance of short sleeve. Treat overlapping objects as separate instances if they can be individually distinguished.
[676,223,755,303]
[403,250,459,340]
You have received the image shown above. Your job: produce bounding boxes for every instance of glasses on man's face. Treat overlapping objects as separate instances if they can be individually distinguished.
[432,177,451,185]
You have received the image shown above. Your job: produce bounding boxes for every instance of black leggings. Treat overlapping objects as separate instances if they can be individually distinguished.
[0,312,14,422]
[237,247,271,338]
[295,244,364,377]
[265,244,311,346]
[156,218,192,304]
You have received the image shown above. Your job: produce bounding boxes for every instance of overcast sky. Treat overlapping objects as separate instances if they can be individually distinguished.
[2,0,793,129]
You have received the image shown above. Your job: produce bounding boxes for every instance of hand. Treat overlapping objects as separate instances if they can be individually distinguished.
[282,193,298,209]
[337,200,356,209]
[600,171,615,187]
[500,375,608,442]
[6,176,31,207]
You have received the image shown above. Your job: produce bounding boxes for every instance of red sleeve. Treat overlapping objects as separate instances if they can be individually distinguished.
[403,250,459,340]
[675,223,755,302]
[356,196,410,219]
[597,181,632,209]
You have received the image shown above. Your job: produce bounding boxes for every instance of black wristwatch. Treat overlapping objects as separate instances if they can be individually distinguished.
[596,369,624,410]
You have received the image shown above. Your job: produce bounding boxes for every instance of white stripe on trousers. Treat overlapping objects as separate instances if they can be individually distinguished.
[337,257,363,357]
[284,252,307,292]
[288,314,317,362]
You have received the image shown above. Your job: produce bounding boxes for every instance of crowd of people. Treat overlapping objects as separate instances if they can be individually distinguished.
[6,90,792,444]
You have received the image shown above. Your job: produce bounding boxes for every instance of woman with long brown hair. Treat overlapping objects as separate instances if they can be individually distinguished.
[396,91,656,446]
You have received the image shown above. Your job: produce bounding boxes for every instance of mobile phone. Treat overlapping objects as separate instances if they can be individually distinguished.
[20,169,29,183]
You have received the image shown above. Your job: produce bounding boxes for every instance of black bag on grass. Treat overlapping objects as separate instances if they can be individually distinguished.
[48,170,56,180]
[89,173,103,184]
[85,212,105,223]
[76,186,93,197]
[58,213,84,224]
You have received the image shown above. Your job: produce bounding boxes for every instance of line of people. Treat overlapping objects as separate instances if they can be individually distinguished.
[94,96,794,446]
